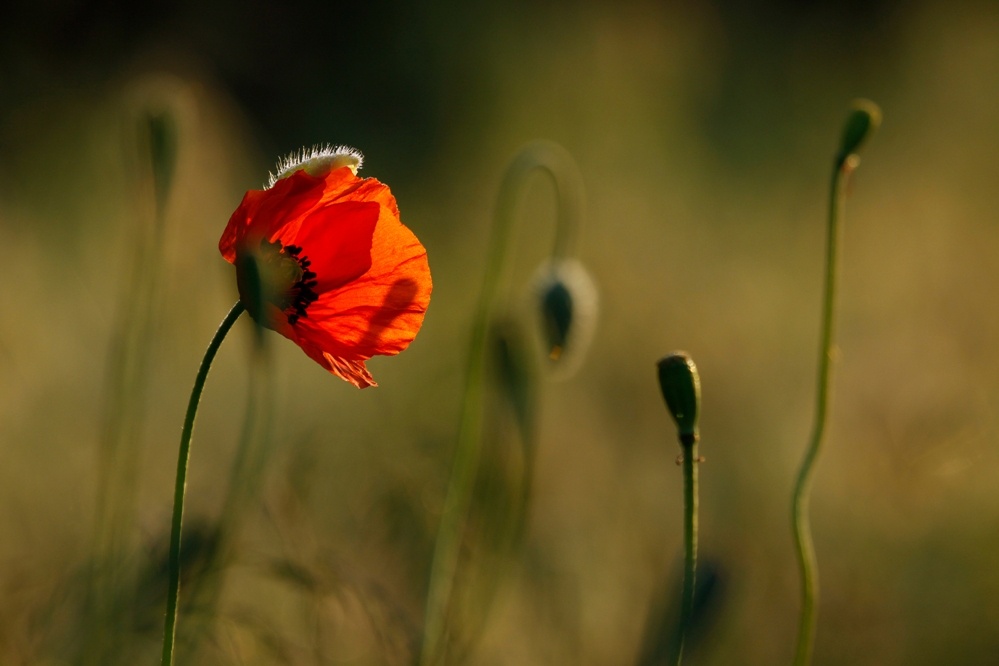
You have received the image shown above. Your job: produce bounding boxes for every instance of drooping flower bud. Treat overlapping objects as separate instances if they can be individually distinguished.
[657,352,701,445]
[541,281,572,359]
[145,111,177,212]
[532,258,598,380]
[835,99,882,169]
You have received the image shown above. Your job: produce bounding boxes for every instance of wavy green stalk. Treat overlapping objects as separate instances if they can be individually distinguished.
[791,99,879,666]
[420,141,583,666]
[790,158,850,666]
[160,301,245,666]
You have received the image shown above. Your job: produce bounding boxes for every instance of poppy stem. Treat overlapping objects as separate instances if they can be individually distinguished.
[790,158,849,666]
[672,435,699,666]
[160,300,245,666]
[175,332,274,661]
[420,141,583,666]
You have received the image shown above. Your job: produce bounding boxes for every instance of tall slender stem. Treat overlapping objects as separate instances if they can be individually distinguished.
[790,161,849,666]
[176,334,274,662]
[420,141,583,666]
[160,300,245,666]
[673,436,699,666]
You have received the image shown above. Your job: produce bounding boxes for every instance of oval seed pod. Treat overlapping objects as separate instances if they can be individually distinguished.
[835,99,882,169]
[532,258,598,380]
[656,352,701,443]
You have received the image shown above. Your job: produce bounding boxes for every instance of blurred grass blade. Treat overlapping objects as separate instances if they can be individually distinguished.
[443,319,539,663]
[86,108,177,665]
[148,113,178,214]
[420,141,582,666]
[493,318,538,445]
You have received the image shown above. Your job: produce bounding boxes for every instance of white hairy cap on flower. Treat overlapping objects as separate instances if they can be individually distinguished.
[266,145,364,188]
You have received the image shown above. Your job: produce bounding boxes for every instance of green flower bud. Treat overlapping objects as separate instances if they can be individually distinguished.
[835,99,882,168]
[533,258,598,380]
[541,280,572,360]
[657,352,701,444]
[145,111,177,211]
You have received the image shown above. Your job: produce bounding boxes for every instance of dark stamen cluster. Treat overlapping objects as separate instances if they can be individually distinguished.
[283,244,319,325]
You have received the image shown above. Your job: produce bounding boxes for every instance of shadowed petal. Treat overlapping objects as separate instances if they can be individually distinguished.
[220,171,327,262]
[292,183,431,360]
[283,200,378,292]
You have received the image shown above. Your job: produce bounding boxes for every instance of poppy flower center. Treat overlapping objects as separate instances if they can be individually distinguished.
[236,238,319,327]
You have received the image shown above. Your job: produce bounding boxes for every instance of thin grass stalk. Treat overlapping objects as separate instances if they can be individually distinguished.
[420,141,583,666]
[161,301,245,666]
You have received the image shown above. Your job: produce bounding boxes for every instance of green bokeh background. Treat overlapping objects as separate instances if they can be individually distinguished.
[2,1,999,664]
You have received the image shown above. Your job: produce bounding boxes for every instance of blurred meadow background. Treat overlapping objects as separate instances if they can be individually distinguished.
[2,0,999,664]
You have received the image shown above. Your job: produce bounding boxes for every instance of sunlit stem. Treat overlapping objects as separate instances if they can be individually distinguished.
[160,301,245,666]
[672,434,699,666]
[420,141,584,666]
[791,156,855,666]
[178,331,274,661]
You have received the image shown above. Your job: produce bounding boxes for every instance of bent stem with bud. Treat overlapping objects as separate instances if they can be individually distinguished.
[790,100,881,666]
[420,141,585,666]
[657,353,702,666]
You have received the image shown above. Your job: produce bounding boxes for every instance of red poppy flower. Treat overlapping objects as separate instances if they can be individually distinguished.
[219,147,431,388]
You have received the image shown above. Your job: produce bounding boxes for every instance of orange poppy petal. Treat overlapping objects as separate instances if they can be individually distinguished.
[283,200,378,292]
[264,312,377,387]
[221,163,430,387]
[219,170,329,263]
[299,340,378,388]
[292,178,431,360]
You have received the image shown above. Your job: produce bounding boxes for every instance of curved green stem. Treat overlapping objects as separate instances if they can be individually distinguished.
[419,141,584,666]
[176,334,274,661]
[791,161,850,666]
[673,436,699,666]
[160,300,245,666]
